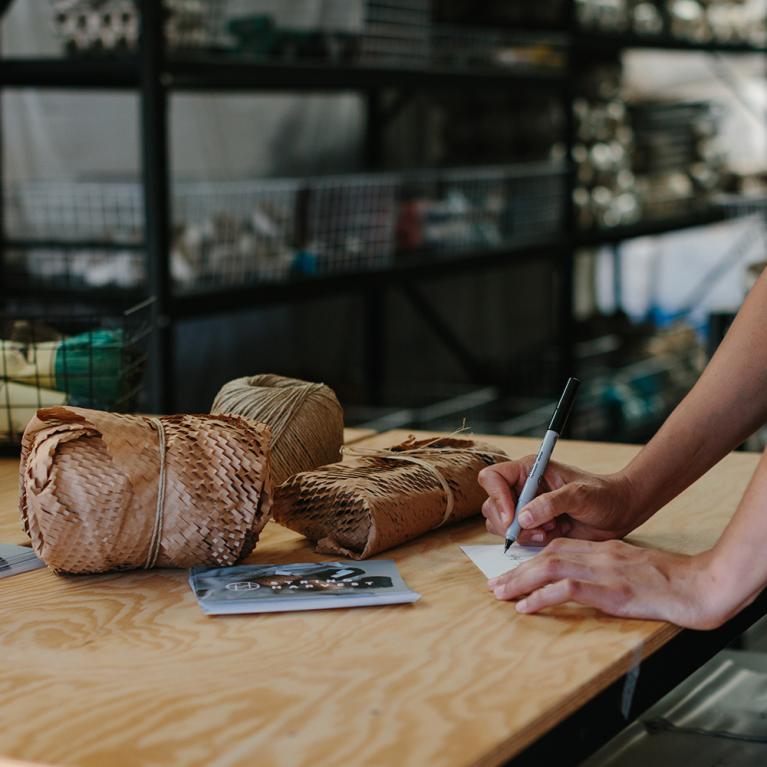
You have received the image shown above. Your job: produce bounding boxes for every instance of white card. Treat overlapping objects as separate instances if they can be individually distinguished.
[461,544,540,579]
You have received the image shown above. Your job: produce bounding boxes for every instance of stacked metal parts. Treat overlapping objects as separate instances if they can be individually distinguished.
[50,0,225,55]
[632,100,726,219]
[573,60,726,230]
[576,0,767,45]
[573,61,641,230]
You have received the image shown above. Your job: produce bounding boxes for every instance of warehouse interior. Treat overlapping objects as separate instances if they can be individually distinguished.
[4,1,767,765]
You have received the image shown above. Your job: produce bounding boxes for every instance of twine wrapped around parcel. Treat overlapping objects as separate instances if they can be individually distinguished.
[273,435,507,559]
[20,406,273,574]
[211,374,344,486]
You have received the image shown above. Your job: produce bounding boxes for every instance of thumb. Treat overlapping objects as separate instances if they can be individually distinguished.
[517,483,581,530]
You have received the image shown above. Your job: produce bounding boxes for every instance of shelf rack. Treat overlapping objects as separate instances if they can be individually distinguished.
[0,1,761,414]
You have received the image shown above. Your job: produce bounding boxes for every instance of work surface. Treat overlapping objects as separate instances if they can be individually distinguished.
[0,431,761,767]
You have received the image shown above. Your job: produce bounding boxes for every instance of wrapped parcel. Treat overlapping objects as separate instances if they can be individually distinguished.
[273,435,506,559]
[20,406,272,574]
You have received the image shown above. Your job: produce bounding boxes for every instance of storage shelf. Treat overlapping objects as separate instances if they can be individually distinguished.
[573,32,767,54]
[0,55,565,92]
[0,58,139,89]
[3,284,145,306]
[169,236,565,318]
[2,33,762,94]
[575,208,728,247]
[168,57,566,91]
[1,236,564,311]
[4,238,144,251]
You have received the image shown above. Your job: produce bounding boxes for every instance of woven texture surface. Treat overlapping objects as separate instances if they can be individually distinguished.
[211,373,343,486]
[20,406,273,574]
[273,436,506,559]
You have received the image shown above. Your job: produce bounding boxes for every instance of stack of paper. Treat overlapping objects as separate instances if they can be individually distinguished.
[189,560,420,615]
[0,544,45,579]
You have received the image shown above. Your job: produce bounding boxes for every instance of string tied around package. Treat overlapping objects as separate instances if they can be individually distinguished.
[341,435,509,527]
[145,417,167,569]
[211,374,344,487]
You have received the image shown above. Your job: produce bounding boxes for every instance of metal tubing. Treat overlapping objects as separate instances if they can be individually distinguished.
[139,0,173,413]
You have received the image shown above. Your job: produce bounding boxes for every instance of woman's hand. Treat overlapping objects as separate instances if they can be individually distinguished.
[489,538,731,629]
[478,458,640,546]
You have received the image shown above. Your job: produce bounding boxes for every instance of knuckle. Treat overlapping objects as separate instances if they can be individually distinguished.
[533,497,553,520]
[571,482,590,504]
[547,537,565,552]
[543,556,562,577]
[562,578,578,598]
[615,581,633,602]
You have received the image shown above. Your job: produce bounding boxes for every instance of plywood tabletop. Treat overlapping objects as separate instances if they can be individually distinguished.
[342,427,377,445]
[0,454,23,547]
[0,430,760,767]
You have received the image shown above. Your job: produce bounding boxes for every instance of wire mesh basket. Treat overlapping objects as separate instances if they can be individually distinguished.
[4,180,145,290]
[397,162,565,256]
[172,178,300,286]
[221,0,565,73]
[360,0,431,67]
[303,173,399,275]
[0,298,153,448]
[4,162,565,290]
[6,180,144,242]
[49,0,228,56]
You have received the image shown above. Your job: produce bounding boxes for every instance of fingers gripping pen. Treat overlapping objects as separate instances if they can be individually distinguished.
[504,378,580,553]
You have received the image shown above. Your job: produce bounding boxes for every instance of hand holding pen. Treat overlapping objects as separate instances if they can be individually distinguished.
[478,379,640,548]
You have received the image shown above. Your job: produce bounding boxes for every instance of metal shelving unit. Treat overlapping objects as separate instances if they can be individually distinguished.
[574,207,729,247]
[0,1,760,416]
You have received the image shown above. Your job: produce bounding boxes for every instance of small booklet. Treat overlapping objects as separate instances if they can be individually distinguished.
[0,543,45,579]
[189,560,421,615]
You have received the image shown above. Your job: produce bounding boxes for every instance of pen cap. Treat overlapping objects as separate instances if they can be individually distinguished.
[548,377,580,434]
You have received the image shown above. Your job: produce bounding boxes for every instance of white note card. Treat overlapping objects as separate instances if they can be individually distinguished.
[460,544,540,579]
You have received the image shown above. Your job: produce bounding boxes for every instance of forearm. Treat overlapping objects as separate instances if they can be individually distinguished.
[707,448,767,621]
[619,268,767,525]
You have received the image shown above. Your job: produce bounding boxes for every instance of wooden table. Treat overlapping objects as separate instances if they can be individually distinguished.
[0,430,763,767]
[342,427,377,445]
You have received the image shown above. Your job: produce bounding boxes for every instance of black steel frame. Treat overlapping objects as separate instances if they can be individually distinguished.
[511,587,767,766]
[0,1,762,414]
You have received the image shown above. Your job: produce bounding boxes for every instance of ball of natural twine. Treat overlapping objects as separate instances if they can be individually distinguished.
[211,374,344,486]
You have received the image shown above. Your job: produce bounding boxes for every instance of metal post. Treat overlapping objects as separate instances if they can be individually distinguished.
[364,287,385,405]
[139,0,173,413]
[0,29,6,306]
[560,0,578,389]
[364,89,386,404]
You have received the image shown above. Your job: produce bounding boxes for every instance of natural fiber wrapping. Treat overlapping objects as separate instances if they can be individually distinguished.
[211,374,344,486]
[20,406,273,574]
[273,436,506,559]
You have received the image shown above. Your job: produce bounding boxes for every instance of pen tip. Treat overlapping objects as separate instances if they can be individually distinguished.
[504,540,512,553]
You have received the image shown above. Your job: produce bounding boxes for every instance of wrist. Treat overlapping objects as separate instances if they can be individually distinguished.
[689,547,749,629]
[607,469,647,536]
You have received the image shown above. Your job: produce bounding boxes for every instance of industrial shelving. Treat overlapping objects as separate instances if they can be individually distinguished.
[1,1,761,418]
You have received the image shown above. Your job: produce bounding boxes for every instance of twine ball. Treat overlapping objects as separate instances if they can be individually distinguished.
[211,374,344,486]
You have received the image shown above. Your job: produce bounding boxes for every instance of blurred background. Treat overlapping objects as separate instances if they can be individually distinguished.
[2,0,767,450]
